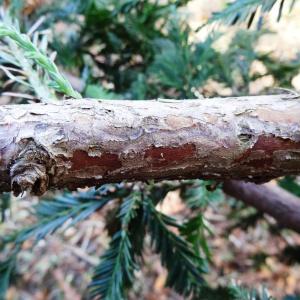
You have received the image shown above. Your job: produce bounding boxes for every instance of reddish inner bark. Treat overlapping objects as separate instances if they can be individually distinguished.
[252,135,300,152]
[237,135,300,168]
[70,150,122,171]
[145,143,196,167]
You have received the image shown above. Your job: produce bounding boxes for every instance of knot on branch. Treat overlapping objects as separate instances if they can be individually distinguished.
[10,140,51,196]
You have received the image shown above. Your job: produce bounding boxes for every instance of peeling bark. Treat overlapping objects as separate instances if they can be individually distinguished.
[0,95,300,195]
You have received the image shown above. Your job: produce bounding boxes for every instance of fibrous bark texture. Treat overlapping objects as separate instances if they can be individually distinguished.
[0,94,300,195]
[223,180,300,233]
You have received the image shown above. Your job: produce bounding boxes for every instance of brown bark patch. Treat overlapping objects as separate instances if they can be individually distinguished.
[145,144,196,167]
[70,150,122,171]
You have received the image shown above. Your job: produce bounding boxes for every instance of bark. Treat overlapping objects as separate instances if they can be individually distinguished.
[223,180,300,233]
[0,94,300,196]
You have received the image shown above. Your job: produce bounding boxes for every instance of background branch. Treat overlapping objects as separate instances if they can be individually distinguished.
[223,180,300,233]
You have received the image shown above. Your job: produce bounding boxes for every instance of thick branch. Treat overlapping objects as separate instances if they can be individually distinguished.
[0,95,300,195]
[223,180,300,233]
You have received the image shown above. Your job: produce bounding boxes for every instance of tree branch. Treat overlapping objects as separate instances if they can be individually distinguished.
[223,180,300,233]
[0,94,300,195]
